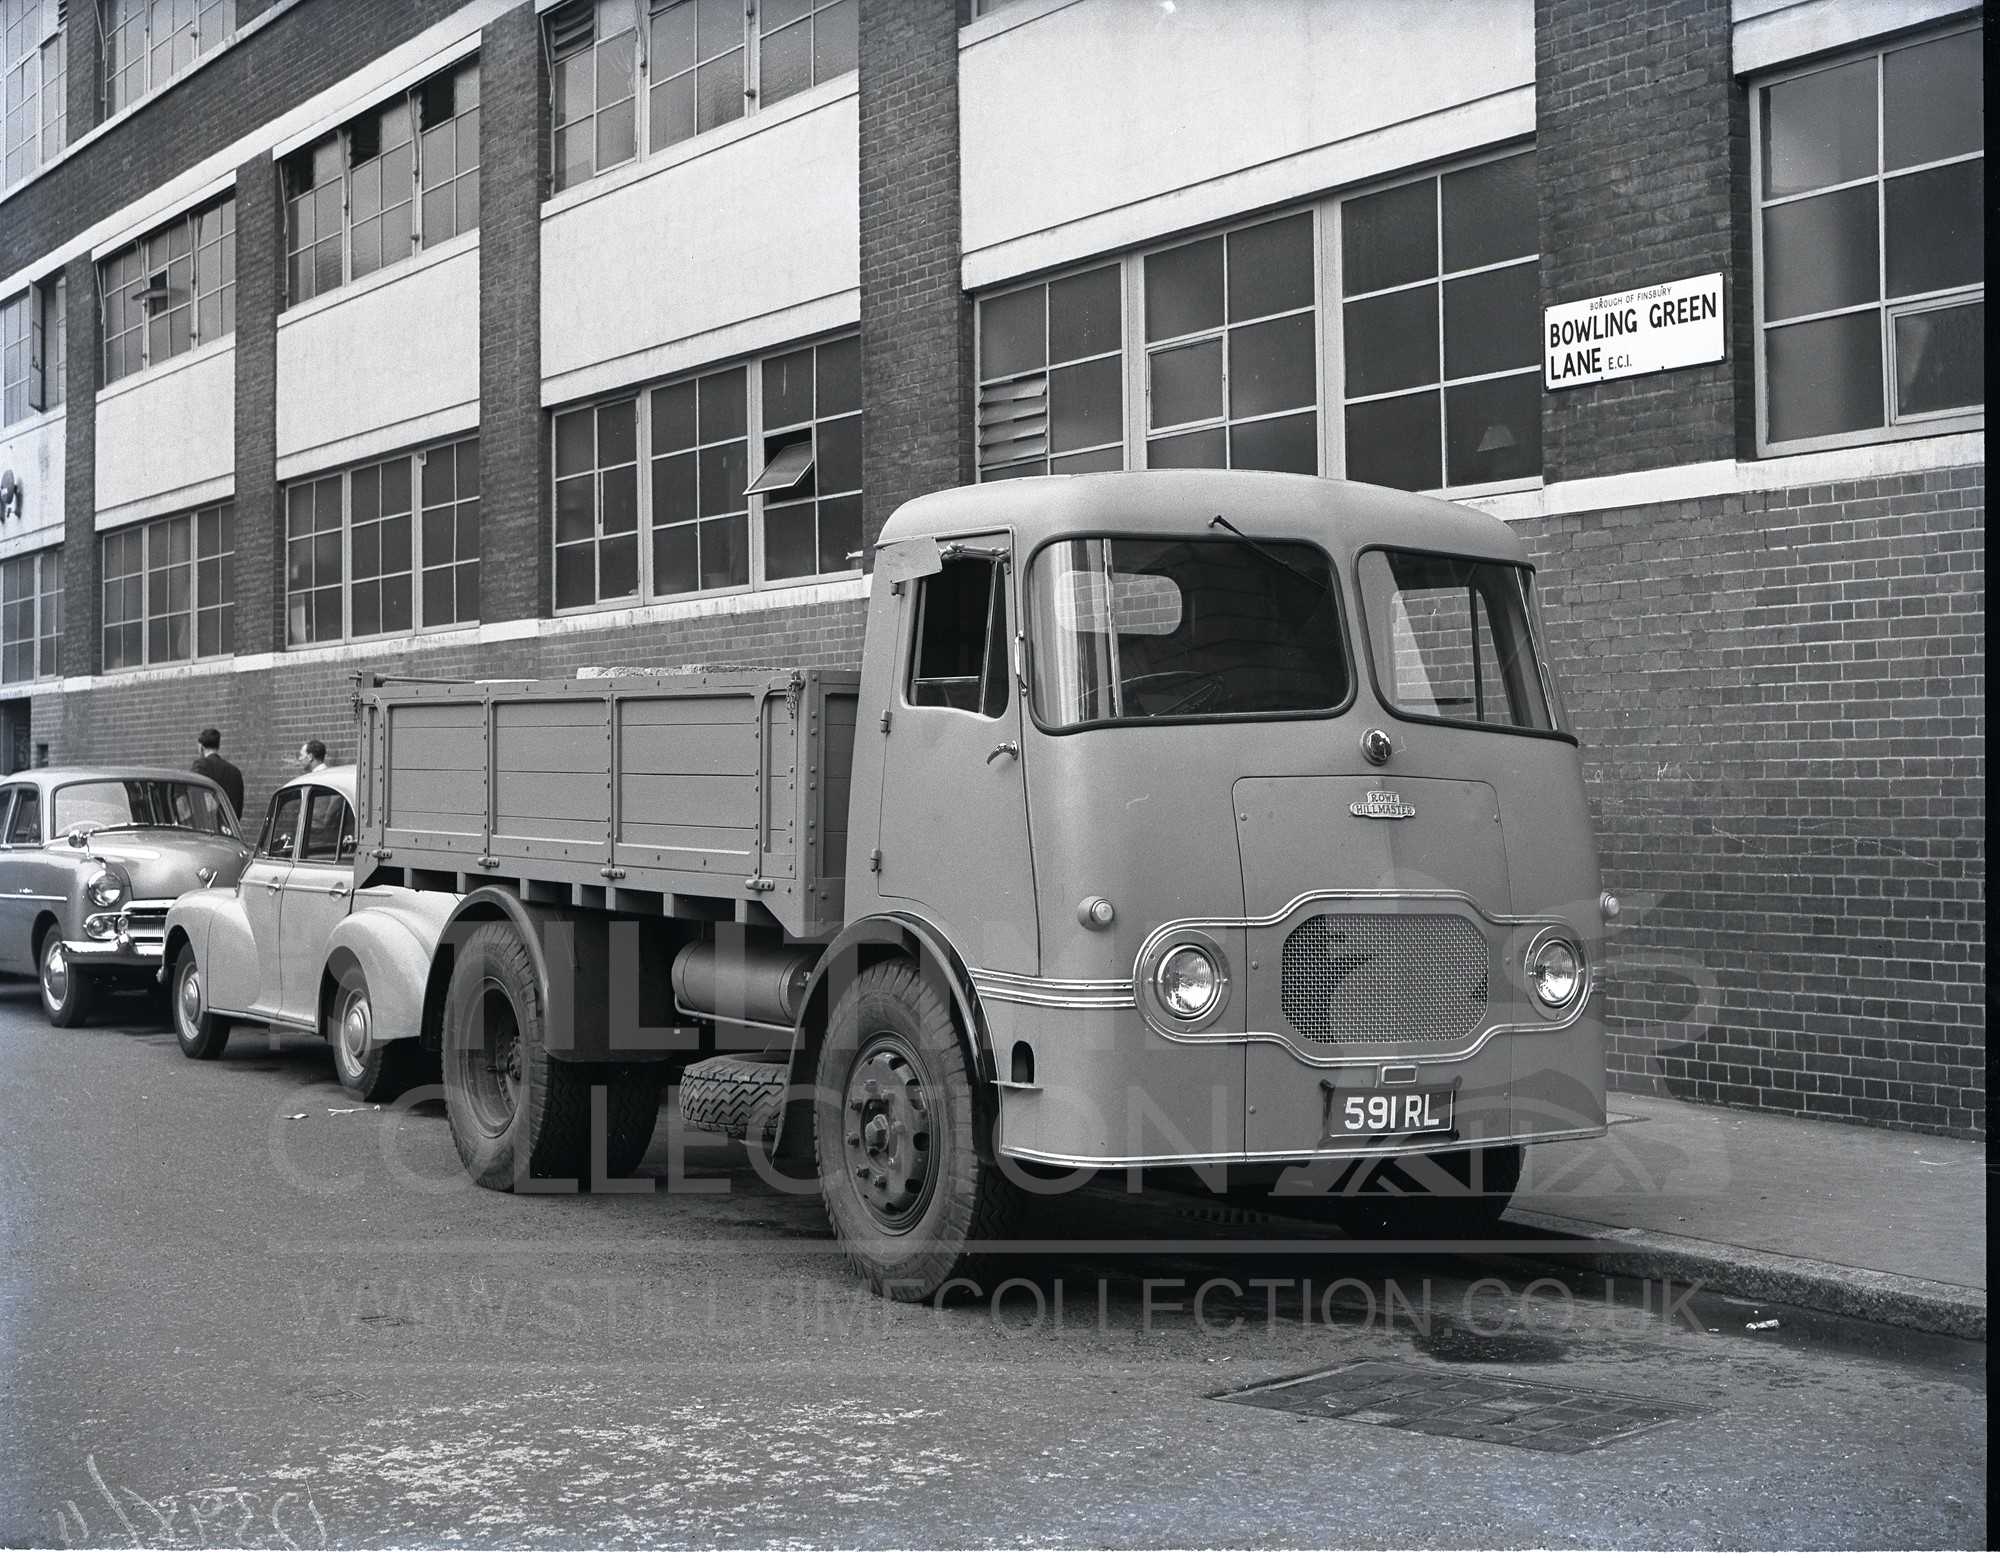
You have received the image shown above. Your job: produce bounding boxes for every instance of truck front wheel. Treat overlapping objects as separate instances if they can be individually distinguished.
[440,920,592,1190]
[815,959,1024,1301]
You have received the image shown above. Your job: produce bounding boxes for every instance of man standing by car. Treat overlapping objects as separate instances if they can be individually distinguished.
[192,728,245,821]
[298,739,328,774]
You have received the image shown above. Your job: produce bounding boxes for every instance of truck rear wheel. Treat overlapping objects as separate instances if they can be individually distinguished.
[441,920,592,1190]
[815,959,1024,1301]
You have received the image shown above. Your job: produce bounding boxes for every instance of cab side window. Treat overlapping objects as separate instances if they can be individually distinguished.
[260,792,303,860]
[299,790,354,864]
[907,557,1008,718]
[4,788,36,846]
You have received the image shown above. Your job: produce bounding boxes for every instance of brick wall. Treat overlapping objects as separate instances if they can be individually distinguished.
[1520,468,1986,1136]
[59,253,98,678]
[477,2,548,625]
[1536,0,1753,481]
[857,0,973,556]
[234,154,281,655]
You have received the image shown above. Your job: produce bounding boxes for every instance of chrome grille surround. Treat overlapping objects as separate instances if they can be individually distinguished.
[1280,912,1490,1049]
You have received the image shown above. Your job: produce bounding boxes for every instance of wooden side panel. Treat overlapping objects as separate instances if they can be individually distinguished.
[493,698,611,848]
[383,700,486,849]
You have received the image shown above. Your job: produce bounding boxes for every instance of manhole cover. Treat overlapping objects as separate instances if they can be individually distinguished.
[1216,1360,1698,1453]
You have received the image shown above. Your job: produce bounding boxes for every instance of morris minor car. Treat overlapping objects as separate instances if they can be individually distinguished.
[0,767,248,1027]
[163,765,458,1099]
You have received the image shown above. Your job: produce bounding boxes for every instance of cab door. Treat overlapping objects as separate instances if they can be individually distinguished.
[278,788,354,1024]
[222,789,302,1016]
[871,539,1040,973]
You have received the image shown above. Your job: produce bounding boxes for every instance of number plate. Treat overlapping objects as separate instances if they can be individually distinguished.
[1327,1088,1455,1139]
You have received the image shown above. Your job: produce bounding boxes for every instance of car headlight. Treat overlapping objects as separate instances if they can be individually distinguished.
[86,868,130,909]
[1155,943,1224,1020]
[1527,934,1584,1009]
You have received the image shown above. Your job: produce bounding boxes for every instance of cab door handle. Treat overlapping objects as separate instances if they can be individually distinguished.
[986,741,1019,765]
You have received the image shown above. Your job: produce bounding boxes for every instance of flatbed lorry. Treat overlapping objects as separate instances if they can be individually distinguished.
[351,470,1613,1299]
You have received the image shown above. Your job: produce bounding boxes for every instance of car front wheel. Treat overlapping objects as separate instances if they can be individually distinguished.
[172,943,231,1059]
[40,932,96,1029]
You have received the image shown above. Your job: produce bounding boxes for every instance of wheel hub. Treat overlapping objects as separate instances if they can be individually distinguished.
[42,941,66,1005]
[339,991,372,1071]
[841,1038,936,1232]
[179,968,203,1035]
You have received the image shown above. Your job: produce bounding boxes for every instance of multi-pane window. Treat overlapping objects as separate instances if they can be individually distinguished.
[977,264,1123,480]
[0,548,61,685]
[756,0,854,111]
[1340,151,1540,492]
[98,195,236,384]
[102,0,234,117]
[1146,211,1318,475]
[753,337,862,580]
[420,438,481,628]
[554,397,641,609]
[285,438,481,646]
[554,338,864,611]
[549,0,857,190]
[1755,26,1983,449]
[3,0,64,191]
[2,280,61,426]
[283,57,481,307]
[648,365,747,598]
[99,504,233,671]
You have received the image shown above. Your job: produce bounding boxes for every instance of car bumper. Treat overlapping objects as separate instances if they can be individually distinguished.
[61,933,168,971]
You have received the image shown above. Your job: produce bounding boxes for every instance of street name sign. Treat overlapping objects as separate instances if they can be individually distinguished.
[1544,273,1724,390]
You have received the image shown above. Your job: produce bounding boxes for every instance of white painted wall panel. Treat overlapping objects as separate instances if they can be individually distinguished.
[541,90,860,402]
[0,410,65,558]
[95,343,235,527]
[960,0,1534,283]
[1731,0,1978,75]
[276,239,481,476]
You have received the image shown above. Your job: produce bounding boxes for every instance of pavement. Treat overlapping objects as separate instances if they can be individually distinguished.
[1505,1090,1988,1339]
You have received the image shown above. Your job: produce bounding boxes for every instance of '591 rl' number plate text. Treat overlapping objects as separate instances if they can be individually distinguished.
[1330,1089,1454,1138]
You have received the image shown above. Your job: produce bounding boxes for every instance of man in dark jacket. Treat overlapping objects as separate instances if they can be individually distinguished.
[192,727,246,823]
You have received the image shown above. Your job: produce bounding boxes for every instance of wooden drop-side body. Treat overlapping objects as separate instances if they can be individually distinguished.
[354,669,860,941]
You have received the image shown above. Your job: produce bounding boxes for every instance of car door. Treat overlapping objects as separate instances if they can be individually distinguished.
[278,787,355,1025]
[0,787,31,973]
[220,789,302,1017]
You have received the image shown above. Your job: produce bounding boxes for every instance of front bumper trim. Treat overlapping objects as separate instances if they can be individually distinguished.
[1000,1122,1607,1171]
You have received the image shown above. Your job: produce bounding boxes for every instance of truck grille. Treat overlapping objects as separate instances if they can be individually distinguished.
[1279,913,1489,1049]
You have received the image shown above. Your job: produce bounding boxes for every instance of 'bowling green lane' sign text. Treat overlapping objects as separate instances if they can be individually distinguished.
[1544,273,1724,390]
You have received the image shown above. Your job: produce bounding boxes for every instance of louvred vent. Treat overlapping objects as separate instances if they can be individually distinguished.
[977,375,1048,471]
[546,1,594,56]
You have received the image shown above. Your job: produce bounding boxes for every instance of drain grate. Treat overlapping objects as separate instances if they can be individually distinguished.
[1216,1360,1697,1453]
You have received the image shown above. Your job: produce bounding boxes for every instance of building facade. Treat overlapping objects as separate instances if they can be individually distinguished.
[0,0,1982,1134]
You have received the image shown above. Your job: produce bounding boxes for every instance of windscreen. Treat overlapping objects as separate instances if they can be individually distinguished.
[53,780,237,837]
[1357,548,1563,735]
[1028,535,1349,729]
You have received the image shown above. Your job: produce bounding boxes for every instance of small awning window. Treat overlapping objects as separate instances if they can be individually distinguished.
[746,438,815,496]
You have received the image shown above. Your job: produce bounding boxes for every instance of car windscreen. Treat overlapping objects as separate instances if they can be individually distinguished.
[1027,535,1350,730]
[1357,548,1564,736]
[52,780,237,837]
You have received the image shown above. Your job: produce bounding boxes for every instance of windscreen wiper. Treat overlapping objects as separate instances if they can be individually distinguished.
[1208,514,1325,591]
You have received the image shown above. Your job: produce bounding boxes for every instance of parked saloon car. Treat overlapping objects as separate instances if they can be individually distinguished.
[163,765,456,1099]
[0,767,249,1026]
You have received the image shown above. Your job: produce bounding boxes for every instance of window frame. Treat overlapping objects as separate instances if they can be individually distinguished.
[97,194,236,385]
[2,0,65,193]
[0,547,61,685]
[548,335,864,617]
[98,504,234,672]
[544,0,857,196]
[971,144,1545,501]
[283,436,482,648]
[1750,22,1985,456]
[100,0,236,119]
[281,55,481,310]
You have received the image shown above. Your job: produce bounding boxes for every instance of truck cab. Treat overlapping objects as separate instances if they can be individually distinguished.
[845,470,1606,1185]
